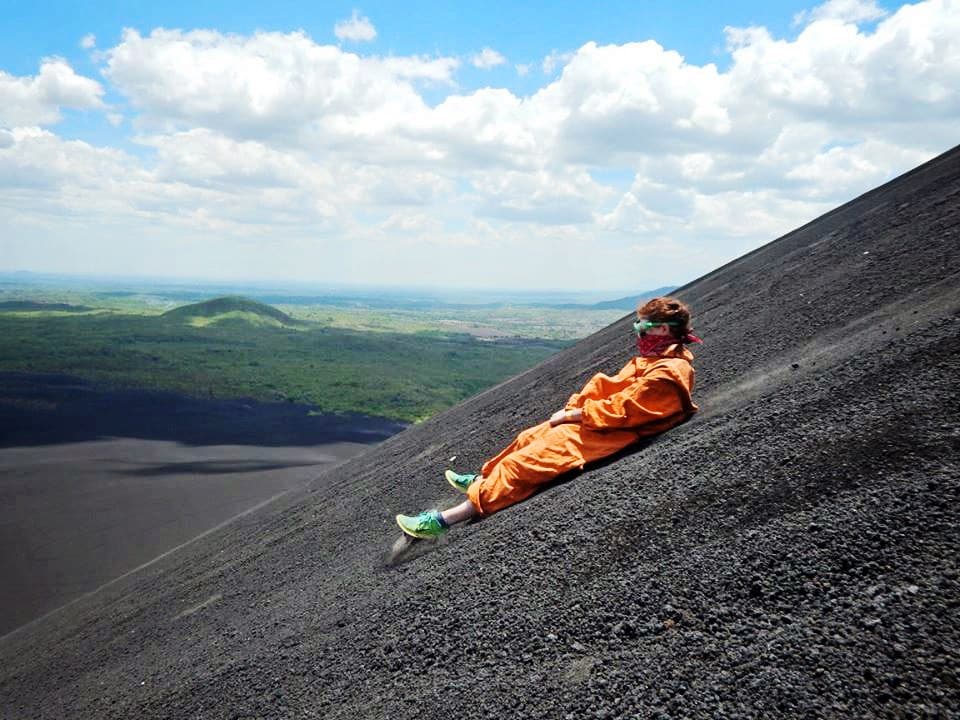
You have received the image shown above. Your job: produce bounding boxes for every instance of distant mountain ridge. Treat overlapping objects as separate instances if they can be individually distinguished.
[582,285,677,310]
[0,301,92,312]
[2,272,674,311]
[161,296,301,327]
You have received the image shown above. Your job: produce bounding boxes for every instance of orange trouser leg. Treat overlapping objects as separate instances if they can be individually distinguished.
[468,422,585,516]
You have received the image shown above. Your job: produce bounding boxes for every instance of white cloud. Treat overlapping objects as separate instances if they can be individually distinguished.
[536,40,732,164]
[515,63,531,77]
[380,211,443,233]
[143,129,308,188]
[471,47,506,69]
[415,87,548,169]
[0,127,140,197]
[102,29,458,148]
[690,190,829,241]
[80,34,97,50]
[380,55,460,84]
[107,112,124,127]
[470,167,613,225]
[334,10,377,42]
[784,139,930,198]
[794,0,888,27]
[542,49,574,74]
[0,59,105,127]
[6,1,960,290]
[0,126,346,234]
[725,2,960,125]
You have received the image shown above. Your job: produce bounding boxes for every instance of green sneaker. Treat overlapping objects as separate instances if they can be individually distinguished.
[395,510,448,539]
[445,470,477,493]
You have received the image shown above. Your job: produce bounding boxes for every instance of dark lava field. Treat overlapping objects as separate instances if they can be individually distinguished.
[2,145,958,719]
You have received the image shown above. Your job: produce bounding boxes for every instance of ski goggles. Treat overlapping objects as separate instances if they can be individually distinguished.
[633,319,680,334]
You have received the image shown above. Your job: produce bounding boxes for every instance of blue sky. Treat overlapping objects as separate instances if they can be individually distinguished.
[4,0,820,143]
[2,1,814,69]
[1,1,957,291]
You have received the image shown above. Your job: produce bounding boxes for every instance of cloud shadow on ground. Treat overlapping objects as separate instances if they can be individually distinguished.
[0,372,407,448]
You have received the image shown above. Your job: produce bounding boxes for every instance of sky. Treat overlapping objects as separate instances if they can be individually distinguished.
[1,0,958,292]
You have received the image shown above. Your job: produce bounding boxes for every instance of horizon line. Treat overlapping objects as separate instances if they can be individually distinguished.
[0,269,680,298]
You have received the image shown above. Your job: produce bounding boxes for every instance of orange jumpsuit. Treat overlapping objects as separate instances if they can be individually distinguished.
[467,346,697,516]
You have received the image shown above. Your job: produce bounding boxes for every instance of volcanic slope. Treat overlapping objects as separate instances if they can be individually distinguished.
[3,146,959,719]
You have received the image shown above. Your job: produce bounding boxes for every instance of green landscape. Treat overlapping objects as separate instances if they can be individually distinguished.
[0,282,640,422]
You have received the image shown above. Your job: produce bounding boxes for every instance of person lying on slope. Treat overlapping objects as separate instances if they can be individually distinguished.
[396,296,701,539]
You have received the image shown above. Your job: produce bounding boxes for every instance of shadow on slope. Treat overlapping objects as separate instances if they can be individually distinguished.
[0,372,406,448]
[1,146,958,719]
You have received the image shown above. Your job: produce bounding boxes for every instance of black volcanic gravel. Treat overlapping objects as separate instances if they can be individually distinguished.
[2,146,959,719]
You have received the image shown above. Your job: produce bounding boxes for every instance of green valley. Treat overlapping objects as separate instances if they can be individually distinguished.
[0,295,581,422]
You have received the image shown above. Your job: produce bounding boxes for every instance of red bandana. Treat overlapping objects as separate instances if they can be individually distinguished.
[636,334,675,356]
[636,332,702,357]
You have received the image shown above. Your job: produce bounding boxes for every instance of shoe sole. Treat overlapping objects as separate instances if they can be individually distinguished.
[445,470,473,494]
[395,514,442,540]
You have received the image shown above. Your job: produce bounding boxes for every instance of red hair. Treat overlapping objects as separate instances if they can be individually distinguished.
[637,297,692,340]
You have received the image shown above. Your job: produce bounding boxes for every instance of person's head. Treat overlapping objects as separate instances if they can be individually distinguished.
[635,297,692,340]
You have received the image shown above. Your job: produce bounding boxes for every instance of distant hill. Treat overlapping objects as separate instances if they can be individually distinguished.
[161,296,301,328]
[0,301,93,312]
[588,285,677,310]
[523,286,679,311]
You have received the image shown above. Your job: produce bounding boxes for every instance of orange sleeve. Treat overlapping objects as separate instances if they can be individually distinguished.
[564,391,584,410]
[580,376,686,431]
[564,374,605,410]
[565,361,635,410]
